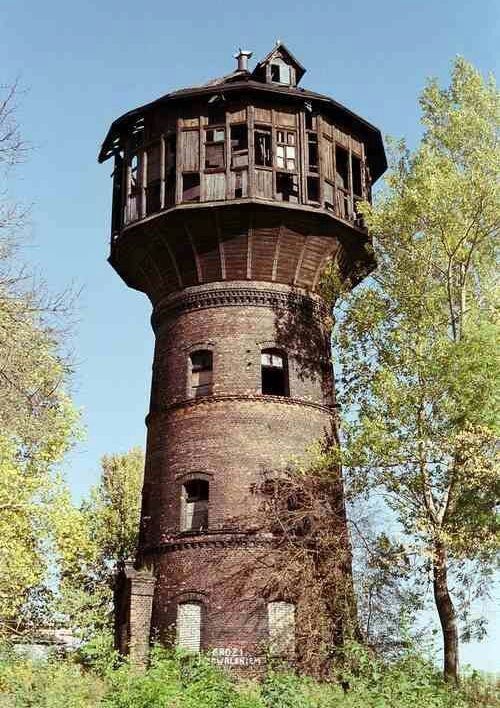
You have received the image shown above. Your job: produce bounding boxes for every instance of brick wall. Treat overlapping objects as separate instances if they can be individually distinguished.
[127,281,347,664]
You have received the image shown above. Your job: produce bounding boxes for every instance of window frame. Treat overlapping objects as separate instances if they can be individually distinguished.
[261,348,290,397]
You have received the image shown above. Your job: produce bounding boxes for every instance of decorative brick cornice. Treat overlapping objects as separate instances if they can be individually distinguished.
[145,393,335,425]
[143,531,275,555]
[152,286,329,331]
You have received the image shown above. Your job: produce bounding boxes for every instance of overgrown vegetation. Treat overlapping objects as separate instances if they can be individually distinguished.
[0,643,498,707]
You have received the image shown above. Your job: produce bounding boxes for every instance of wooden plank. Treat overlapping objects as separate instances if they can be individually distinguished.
[229,107,246,123]
[255,106,272,123]
[255,169,273,199]
[205,173,226,201]
[275,108,296,128]
[180,130,200,172]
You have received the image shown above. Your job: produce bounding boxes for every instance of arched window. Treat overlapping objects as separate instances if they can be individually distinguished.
[267,601,295,656]
[261,349,289,396]
[181,479,209,532]
[177,602,202,652]
[190,350,213,398]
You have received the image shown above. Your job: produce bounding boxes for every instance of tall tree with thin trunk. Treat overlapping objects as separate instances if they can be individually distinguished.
[327,58,499,683]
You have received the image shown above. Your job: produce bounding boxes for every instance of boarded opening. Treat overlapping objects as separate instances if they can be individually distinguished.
[268,601,295,655]
[177,603,201,652]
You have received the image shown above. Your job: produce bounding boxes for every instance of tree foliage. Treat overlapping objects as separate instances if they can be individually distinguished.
[53,448,144,637]
[0,83,79,638]
[325,58,499,681]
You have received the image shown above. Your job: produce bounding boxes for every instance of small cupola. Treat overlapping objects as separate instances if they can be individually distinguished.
[252,41,306,87]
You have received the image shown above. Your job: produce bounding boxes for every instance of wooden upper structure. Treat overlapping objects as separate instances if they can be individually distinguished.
[99,43,386,302]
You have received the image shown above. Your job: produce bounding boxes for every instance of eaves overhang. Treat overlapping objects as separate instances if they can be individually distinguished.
[98,81,387,181]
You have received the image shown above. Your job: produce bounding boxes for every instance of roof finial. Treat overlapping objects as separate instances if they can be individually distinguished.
[234,48,253,72]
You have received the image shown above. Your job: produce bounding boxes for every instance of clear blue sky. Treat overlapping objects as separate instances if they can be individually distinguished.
[1,0,498,672]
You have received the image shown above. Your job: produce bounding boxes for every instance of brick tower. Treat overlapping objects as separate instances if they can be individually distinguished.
[100,43,386,667]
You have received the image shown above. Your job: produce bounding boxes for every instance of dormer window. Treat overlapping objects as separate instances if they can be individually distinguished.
[271,62,291,85]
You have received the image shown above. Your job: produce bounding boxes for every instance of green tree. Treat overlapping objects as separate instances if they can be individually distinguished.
[0,83,79,637]
[53,448,144,637]
[329,58,499,682]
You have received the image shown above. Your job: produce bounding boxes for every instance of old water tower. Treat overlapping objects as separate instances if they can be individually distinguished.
[99,43,386,666]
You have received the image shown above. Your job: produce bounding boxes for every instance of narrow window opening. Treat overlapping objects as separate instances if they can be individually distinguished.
[181,479,209,532]
[234,171,243,198]
[307,135,319,173]
[165,133,177,207]
[255,128,272,167]
[268,601,295,656]
[305,110,316,130]
[335,146,350,219]
[307,176,319,203]
[261,349,289,396]
[111,154,123,234]
[231,124,248,167]
[126,154,140,223]
[182,173,200,202]
[335,145,349,190]
[190,350,213,397]
[352,154,362,197]
[145,143,161,215]
[205,128,225,169]
[177,603,202,652]
[276,172,299,203]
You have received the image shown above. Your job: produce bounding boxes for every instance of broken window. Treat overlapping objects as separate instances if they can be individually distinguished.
[307,134,318,173]
[261,349,289,396]
[267,601,295,656]
[305,109,316,131]
[126,153,140,222]
[270,62,291,85]
[177,602,202,652]
[276,172,299,203]
[335,146,350,219]
[145,143,161,214]
[190,350,213,397]
[352,154,362,197]
[230,124,248,167]
[182,173,200,203]
[111,154,123,234]
[208,104,225,125]
[254,128,272,167]
[181,479,209,532]
[165,133,177,207]
[307,176,319,203]
[276,130,296,171]
[205,128,225,169]
[335,145,349,191]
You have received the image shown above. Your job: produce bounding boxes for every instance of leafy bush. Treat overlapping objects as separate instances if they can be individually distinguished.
[0,642,498,707]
